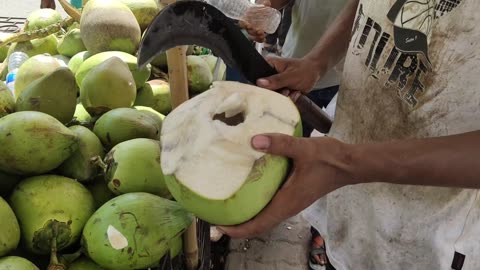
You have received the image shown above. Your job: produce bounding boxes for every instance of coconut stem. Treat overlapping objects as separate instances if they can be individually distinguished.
[57,0,82,22]
[50,223,59,265]
[47,222,68,270]
[0,18,75,48]
[91,156,107,173]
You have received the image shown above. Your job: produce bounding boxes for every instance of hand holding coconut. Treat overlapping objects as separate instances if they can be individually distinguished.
[218,134,353,238]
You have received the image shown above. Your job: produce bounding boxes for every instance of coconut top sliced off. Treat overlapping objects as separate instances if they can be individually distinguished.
[161,81,300,200]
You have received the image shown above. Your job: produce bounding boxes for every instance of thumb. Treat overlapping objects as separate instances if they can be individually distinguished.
[257,57,291,90]
[264,56,286,71]
[251,134,305,159]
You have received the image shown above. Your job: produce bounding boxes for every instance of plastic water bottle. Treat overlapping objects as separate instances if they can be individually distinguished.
[204,0,282,34]
[70,0,83,9]
[5,52,29,97]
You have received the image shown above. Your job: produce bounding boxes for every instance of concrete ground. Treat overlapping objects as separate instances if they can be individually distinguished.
[225,214,313,270]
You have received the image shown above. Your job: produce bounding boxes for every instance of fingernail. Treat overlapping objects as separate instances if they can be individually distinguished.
[252,135,270,150]
[257,79,270,87]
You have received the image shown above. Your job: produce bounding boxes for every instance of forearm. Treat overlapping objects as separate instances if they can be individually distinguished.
[304,0,359,73]
[338,131,480,189]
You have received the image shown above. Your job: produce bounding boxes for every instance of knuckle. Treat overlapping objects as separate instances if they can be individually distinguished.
[277,136,295,151]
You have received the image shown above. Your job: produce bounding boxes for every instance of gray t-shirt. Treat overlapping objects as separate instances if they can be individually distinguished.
[303,0,480,269]
[281,0,347,89]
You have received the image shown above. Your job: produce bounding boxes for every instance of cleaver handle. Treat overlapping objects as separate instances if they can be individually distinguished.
[295,94,333,134]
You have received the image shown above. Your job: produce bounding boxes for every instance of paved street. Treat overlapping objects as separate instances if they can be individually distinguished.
[0,0,68,19]
[226,214,313,270]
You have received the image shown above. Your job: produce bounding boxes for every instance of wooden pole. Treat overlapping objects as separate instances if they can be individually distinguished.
[166,46,190,108]
[166,44,199,270]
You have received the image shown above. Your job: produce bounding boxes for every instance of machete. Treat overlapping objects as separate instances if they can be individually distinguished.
[138,0,333,133]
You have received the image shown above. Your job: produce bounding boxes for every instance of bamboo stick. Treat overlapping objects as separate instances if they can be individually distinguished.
[166,46,190,108]
[166,43,199,270]
[183,219,199,270]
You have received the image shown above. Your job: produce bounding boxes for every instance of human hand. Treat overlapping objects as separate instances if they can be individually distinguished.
[239,0,272,43]
[218,133,353,239]
[41,0,56,9]
[257,56,327,94]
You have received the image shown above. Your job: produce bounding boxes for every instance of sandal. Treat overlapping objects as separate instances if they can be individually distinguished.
[308,227,328,270]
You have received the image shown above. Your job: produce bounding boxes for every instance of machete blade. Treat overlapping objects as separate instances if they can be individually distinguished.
[138,0,277,82]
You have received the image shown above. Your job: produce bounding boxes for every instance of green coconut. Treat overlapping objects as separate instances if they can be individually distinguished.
[75,51,151,89]
[0,197,20,256]
[80,57,136,116]
[200,54,227,81]
[93,108,160,149]
[58,125,105,182]
[68,51,92,75]
[0,111,79,175]
[104,138,170,198]
[7,34,59,59]
[13,54,61,98]
[0,81,15,118]
[134,105,165,121]
[9,175,95,255]
[0,256,39,270]
[0,48,8,63]
[68,257,104,270]
[187,55,213,93]
[24,9,62,31]
[116,0,161,31]
[57,28,86,57]
[15,67,78,124]
[72,103,92,124]
[81,192,193,270]
[134,80,172,115]
[85,176,116,209]
[80,0,141,55]
[0,170,21,198]
[169,235,182,259]
[53,54,70,67]
[0,34,10,62]
[150,52,167,70]
[161,81,302,225]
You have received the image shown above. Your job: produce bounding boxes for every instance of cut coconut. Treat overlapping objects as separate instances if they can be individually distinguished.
[161,81,302,225]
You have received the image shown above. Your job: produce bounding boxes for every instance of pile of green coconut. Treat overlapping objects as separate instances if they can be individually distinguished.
[0,0,302,269]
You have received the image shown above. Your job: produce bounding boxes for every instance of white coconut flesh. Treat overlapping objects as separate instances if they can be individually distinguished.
[161,81,300,200]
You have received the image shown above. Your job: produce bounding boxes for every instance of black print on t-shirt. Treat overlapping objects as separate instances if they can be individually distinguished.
[350,0,462,107]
